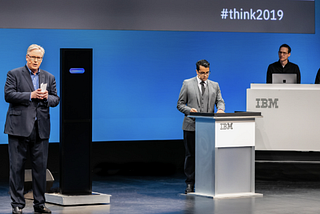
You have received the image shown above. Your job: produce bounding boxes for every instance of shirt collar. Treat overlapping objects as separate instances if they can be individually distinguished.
[26,64,40,75]
[196,76,207,84]
[278,60,290,68]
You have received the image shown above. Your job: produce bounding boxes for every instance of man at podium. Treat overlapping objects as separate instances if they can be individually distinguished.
[177,59,225,194]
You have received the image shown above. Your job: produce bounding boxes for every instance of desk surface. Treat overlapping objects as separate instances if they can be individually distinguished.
[250,83,320,90]
[189,112,261,117]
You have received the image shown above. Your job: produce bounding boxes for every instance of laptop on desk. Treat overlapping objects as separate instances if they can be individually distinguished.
[272,73,297,84]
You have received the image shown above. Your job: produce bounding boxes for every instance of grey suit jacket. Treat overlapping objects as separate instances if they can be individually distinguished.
[4,65,60,139]
[177,76,225,131]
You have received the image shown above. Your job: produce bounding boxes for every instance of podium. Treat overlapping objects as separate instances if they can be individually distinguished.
[188,112,262,198]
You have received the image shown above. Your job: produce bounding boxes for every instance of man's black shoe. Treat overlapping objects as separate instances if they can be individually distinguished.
[12,207,22,214]
[34,205,51,213]
[185,184,194,194]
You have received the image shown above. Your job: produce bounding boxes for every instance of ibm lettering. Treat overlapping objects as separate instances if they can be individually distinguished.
[256,98,279,108]
[220,123,233,130]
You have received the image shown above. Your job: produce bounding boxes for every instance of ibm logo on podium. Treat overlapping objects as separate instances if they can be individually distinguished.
[255,98,279,108]
[220,123,233,130]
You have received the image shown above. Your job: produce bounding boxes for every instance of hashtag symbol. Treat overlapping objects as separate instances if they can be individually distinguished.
[221,8,228,19]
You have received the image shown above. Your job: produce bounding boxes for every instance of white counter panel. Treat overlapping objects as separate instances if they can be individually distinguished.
[247,84,320,151]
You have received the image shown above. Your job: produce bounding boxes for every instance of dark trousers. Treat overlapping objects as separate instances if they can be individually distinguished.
[183,130,195,185]
[8,123,49,209]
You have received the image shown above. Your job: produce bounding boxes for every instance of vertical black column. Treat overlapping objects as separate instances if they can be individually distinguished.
[60,49,92,195]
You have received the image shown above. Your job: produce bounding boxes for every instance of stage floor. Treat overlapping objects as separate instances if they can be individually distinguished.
[1,174,320,214]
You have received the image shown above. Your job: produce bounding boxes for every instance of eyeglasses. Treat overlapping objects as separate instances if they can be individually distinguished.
[198,71,210,75]
[278,51,288,55]
[28,54,43,61]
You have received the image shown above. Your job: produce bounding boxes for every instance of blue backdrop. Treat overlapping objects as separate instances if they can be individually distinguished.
[0,1,319,144]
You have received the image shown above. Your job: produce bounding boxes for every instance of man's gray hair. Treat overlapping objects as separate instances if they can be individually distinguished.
[27,44,45,56]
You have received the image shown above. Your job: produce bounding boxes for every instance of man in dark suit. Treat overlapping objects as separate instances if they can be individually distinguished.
[4,44,59,214]
[177,59,225,194]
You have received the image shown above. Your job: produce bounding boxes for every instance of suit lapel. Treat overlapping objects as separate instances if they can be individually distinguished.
[22,66,35,91]
[207,81,212,106]
[208,81,215,112]
[39,69,46,89]
[193,77,201,107]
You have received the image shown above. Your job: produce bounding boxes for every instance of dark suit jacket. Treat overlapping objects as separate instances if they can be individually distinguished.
[315,68,320,84]
[177,77,225,131]
[4,65,60,139]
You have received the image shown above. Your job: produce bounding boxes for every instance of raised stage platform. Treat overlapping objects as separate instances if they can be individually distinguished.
[1,174,320,214]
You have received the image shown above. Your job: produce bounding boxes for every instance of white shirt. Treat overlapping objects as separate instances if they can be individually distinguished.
[197,76,207,94]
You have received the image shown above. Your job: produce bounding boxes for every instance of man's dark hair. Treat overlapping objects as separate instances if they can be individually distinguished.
[196,59,210,71]
[279,44,291,54]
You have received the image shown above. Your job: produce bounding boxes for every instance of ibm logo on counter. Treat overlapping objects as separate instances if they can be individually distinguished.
[220,123,233,130]
[256,98,279,108]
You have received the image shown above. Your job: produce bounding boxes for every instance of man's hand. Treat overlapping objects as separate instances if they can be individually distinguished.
[31,89,48,100]
[190,108,198,113]
[216,109,225,113]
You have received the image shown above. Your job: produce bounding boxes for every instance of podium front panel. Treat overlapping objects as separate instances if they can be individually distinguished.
[215,119,255,148]
[215,147,253,194]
